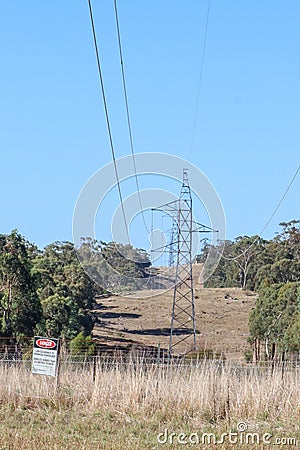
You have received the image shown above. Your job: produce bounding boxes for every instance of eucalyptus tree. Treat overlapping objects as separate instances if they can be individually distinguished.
[0,230,42,340]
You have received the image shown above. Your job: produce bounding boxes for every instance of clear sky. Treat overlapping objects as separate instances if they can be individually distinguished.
[1,0,299,250]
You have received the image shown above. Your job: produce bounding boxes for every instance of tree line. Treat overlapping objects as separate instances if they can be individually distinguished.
[0,231,150,351]
[199,220,300,359]
[1,221,299,360]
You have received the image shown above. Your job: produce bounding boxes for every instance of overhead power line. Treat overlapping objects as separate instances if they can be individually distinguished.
[87,0,130,243]
[219,163,300,262]
[114,0,150,233]
[258,164,300,237]
[188,0,211,156]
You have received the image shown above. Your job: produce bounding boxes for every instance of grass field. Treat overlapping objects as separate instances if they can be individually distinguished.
[93,286,257,360]
[0,358,299,449]
[0,285,297,449]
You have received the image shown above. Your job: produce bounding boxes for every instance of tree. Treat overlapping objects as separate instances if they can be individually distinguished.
[0,232,151,348]
[283,312,300,352]
[0,230,42,340]
[69,331,95,358]
[202,221,300,291]
[203,240,238,288]
[254,222,300,290]
[278,220,300,260]
[204,236,268,289]
[249,282,300,359]
[41,293,86,340]
[230,235,267,289]
[33,241,97,338]
[77,238,151,293]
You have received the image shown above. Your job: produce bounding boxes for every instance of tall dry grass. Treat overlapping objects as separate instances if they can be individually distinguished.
[0,359,299,422]
[0,358,299,449]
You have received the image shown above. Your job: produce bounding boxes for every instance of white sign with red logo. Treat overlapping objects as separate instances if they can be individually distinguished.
[32,336,60,377]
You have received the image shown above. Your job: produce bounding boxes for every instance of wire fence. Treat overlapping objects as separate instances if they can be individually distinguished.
[0,337,299,376]
[1,349,300,376]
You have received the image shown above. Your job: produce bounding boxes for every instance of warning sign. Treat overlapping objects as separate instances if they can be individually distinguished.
[31,337,60,377]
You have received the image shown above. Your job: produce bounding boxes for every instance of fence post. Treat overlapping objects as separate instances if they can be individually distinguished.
[156,343,161,365]
[93,354,97,383]
[281,351,285,381]
[55,350,61,393]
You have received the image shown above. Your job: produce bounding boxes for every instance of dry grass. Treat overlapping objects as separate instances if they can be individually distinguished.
[94,287,257,360]
[0,359,299,449]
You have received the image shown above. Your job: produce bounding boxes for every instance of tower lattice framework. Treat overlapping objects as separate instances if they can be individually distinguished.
[169,169,196,357]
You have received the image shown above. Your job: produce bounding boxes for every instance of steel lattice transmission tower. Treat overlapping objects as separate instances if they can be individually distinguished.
[151,169,215,358]
[169,169,196,357]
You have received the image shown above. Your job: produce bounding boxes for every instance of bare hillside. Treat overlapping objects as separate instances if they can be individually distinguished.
[93,279,257,360]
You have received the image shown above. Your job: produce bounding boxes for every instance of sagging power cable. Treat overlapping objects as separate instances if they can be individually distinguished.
[87,0,131,243]
[114,0,150,233]
[188,0,211,156]
[219,164,300,262]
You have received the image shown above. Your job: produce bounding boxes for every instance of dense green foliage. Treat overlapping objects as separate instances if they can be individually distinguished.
[78,238,151,292]
[33,241,97,340]
[249,282,300,353]
[200,220,300,357]
[0,231,150,349]
[0,230,41,339]
[69,331,95,358]
[202,220,300,291]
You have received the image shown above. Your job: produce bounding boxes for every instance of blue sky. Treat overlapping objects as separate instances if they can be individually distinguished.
[1,1,299,250]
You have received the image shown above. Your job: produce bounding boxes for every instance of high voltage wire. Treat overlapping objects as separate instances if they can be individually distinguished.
[183,0,299,262]
[258,164,300,237]
[114,0,150,234]
[87,0,131,244]
[188,0,211,157]
[219,164,300,262]
[88,0,210,244]
[87,0,297,266]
